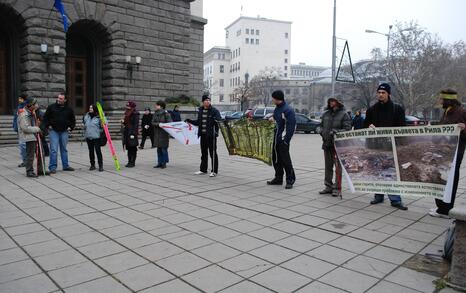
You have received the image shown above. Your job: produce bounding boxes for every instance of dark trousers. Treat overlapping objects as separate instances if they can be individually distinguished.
[25,141,44,174]
[323,147,340,189]
[435,141,465,215]
[86,138,103,167]
[200,135,218,173]
[127,146,137,164]
[272,141,295,184]
[140,131,154,148]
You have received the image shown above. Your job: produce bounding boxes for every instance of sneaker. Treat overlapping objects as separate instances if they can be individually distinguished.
[429,208,437,213]
[429,210,450,219]
[267,178,283,185]
[209,172,217,177]
[319,188,332,194]
[63,167,75,171]
[89,166,96,171]
[194,171,207,175]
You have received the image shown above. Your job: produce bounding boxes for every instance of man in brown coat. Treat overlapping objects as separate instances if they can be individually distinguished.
[430,89,466,218]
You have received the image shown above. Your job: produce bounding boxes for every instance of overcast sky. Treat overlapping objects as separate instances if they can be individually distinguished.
[203,0,466,67]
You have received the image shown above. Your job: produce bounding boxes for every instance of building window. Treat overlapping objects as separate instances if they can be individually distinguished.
[237,29,241,36]
[245,38,249,44]
[238,62,240,70]
[255,39,259,45]
[246,28,249,34]
[220,65,224,73]
[285,32,289,38]
[226,30,229,38]
[284,73,288,77]
[251,29,254,35]
[220,79,224,87]
[284,58,288,64]
[285,49,288,54]
[238,48,241,56]
[256,29,260,35]
[219,94,224,102]
[284,66,288,70]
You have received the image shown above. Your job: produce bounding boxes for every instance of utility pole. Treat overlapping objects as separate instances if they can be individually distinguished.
[331,0,336,97]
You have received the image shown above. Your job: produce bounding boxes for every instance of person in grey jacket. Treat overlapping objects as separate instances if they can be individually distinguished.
[83,104,103,171]
[18,98,44,177]
[152,101,172,169]
[318,97,352,196]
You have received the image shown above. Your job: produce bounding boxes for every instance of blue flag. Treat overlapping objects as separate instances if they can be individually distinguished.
[54,0,68,32]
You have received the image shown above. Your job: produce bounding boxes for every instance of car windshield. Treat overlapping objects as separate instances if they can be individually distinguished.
[265,108,274,114]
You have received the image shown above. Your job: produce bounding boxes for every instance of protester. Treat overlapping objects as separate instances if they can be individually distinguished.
[121,101,139,167]
[41,93,75,173]
[363,83,408,210]
[139,107,154,149]
[83,104,104,172]
[318,97,352,196]
[186,95,222,177]
[352,110,364,130]
[430,89,466,218]
[152,101,172,168]
[266,90,296,189]
[18,98,46,177]
[13,94,27,167]
[170,105,182,122]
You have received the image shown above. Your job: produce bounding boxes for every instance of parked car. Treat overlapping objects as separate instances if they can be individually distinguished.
[252,107,275,120]
[405,115,427,126]
[225,111,244,120]
[220,111,233,119]
[295,114,321,134]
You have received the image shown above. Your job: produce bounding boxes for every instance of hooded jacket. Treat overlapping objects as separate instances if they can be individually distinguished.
[18,108,41,142]
[273,101,296,145]
[319,100,352,148]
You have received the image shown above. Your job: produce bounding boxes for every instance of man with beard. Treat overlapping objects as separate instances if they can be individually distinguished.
[430,89,466,218]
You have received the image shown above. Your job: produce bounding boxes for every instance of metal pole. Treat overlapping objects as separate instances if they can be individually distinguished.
[386,25,392,59]
[331,0,336,97]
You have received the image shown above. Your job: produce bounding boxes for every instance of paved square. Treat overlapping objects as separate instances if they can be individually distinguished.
[0,134,464,292]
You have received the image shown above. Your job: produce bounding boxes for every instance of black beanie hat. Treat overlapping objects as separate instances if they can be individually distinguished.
[202,95,210,102]
[271,90,285,101]
[377,83,391,95]
[26,97,38,107]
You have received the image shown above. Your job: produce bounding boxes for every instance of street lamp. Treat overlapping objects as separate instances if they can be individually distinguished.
[365,25,393,59]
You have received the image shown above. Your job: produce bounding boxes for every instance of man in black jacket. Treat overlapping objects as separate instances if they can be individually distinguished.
[363,83,407,210]
[42,93,76,173]
[187,95,222,177]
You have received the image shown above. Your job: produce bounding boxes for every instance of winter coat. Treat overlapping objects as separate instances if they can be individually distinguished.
[141,113,154,135]
[123,111,140,147]
[152,109,172,148]
[83,113,102,140]
[440,105,466,143]
[13,102,26,132]
[273,101,296,145]
[190,106,222,138]
[352,115,364,130]
[42,102,76,132]
[319,105,352,149]
[18,108,41,142]
[363,99,406,128]
[170,110,182,122]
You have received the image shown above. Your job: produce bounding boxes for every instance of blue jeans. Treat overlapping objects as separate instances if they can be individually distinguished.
[157,147,169,165]
[374,194,402,205]
[49,130,69,171]
[18,137,26,162]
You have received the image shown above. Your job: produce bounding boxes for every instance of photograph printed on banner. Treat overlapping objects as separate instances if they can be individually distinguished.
[395,135,458,184]
[335,137,397,181]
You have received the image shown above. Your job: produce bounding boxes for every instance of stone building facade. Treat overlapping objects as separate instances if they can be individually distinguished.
[0,0,206,115]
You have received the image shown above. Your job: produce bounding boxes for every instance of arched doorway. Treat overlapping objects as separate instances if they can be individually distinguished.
[0,3,24,115]
[66,20,109,115]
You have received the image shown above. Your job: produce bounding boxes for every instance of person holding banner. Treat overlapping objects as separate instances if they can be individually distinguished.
[364,83,408,210]
[430,89,466,218]
[83,105,104,172]
[186,95,222,177]
[267,90,296,189]
[318,97,352,196]
[152,101,172,169]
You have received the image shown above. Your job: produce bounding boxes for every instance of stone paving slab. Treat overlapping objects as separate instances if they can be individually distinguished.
[0,134,465,292]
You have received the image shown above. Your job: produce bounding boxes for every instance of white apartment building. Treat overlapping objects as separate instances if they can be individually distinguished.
[204,16,292,108]
[203,47,231,105]
[291,63,328,79]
